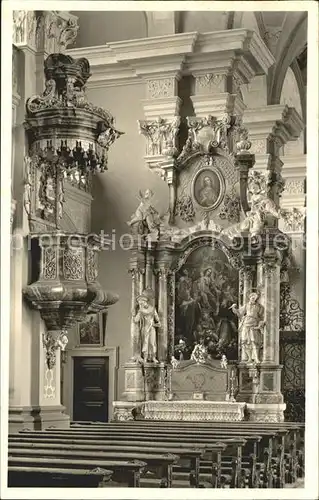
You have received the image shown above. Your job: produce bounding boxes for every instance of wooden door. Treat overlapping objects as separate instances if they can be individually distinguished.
[73,357,109,422]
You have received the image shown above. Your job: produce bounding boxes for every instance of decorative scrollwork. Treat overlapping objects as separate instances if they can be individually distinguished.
[174,195,196,222]
[42,247,57,280]
[86,247,98,283]
[42,330,68,370]
[185,114,232,154]
[280,283,304,331]
[219,191,241,223]
[63,248,84,280]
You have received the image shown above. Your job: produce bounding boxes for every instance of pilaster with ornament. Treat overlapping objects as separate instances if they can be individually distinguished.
[128,34,196,202]
[242,105,304,208]
[187,29,275,120]
[11,45,21,232]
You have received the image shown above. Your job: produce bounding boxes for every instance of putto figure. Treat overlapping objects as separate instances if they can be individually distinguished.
[128,189,161,238]
[231,292,265,364]
[132,289,160,363]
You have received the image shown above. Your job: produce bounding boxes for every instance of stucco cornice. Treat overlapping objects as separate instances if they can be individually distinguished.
[66,28,274,89]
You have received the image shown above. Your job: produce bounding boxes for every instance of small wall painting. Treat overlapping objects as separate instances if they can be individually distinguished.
[77,313,105,347]
[192,167,224,210]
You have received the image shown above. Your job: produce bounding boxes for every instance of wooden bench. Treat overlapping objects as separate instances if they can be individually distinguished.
[10,433,224,488]
[8,453,147,487]
[54,424,282,488]
[7,465,113,488]
[83,420,299,487]
[8,439,204,488]
[8,447,178,488]
[15,430,246,488]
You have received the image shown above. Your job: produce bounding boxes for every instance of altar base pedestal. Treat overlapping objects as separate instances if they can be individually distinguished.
[246,403,286,422]
[122,361,166,402]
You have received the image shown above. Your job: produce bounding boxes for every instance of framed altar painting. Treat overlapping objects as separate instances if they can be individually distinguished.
[77,312,107,347]
[192,167,225,211]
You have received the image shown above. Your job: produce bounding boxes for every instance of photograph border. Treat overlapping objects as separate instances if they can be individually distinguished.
[1,2,318,500]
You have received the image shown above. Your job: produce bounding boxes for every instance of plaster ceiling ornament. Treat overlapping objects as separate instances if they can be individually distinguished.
[138,116,181,157]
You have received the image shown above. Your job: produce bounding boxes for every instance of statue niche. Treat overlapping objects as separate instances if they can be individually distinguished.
[174,245,239,364]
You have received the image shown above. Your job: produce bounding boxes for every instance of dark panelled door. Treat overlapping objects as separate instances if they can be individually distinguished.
[73,357,109,422]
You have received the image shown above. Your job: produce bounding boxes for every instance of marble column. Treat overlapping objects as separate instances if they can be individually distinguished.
[129,268,141,362]
[157,268,169,363]
[262,254,282,365]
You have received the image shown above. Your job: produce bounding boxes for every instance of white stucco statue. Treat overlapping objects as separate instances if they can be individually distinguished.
[231,292,265,364]
[132,289,160,363]
[127,189,161,238]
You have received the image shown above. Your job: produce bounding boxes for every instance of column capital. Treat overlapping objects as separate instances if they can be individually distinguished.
[13,10,79,54]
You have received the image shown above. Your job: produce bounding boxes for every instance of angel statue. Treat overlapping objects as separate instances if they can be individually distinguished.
[230,292,265,364]
[132,289,161,363]
[222,173,281,239]
[127,189,161,238]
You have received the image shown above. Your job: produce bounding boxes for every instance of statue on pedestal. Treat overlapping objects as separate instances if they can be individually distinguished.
[127,189,161,238]
[231,292,265,364]
[132,289,160,363]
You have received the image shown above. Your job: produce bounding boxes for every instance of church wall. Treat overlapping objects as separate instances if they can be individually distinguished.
[71,11,147,47]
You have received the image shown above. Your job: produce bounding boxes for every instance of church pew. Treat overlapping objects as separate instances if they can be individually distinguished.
[92,422,287,484]
[8,440,205,488]
[10,434,226,488]
[52,425,281,487]
[8,448,178,488]
[8,465,113,488]
[15,430,246,488]
[84,420,301,486]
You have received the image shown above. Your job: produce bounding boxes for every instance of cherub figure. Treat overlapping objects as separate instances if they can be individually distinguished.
[127,189,161,238]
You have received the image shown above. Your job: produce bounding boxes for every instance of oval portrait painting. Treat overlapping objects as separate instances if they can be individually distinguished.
[192,168,224,210]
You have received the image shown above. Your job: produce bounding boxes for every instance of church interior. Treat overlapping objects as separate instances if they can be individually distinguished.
[7,7,309,490]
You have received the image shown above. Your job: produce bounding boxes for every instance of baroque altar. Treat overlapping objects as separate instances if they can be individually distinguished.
[112,31,304,423]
